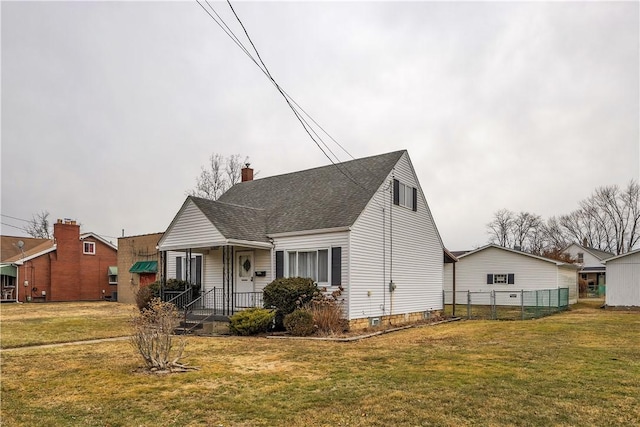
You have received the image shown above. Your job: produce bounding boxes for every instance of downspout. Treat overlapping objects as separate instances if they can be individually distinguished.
[382,206,386,316]
[389,178,395,325]
[452,261,456,316]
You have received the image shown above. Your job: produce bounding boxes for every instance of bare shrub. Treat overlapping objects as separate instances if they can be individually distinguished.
[308,286,347,335]
[130,298,194,372]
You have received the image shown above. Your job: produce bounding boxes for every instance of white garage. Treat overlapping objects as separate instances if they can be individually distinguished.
[603,249,640,307]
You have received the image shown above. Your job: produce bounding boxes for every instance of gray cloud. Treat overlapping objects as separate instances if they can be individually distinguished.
[2,1,638,250]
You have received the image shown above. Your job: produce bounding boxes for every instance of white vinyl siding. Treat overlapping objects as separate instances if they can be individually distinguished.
[563,244,607,269]
[350,152,443,320]
[445,246,578,305]
[605,251,640,307]
[159,199,226,251]
[272,232,348,309]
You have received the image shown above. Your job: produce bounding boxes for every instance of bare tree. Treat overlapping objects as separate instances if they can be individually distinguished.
[24,210,52,239]
[487,209,514,248]
[187,153,249,200]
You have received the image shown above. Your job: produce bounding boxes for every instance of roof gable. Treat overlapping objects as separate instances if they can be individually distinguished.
[218,150,405,234]
[603,247,640,263]
[1,236,51,262]
[459,244,577,268]
[80,232,117,251]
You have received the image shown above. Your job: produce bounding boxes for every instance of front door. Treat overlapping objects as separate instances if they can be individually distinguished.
[236,251,254,293]
[235,251,255,309]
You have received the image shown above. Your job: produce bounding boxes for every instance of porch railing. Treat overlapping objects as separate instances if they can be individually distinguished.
[165,288,193,310]
[180,288,264,333]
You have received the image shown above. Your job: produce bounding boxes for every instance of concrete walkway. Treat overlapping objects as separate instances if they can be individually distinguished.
[0,336,130,353]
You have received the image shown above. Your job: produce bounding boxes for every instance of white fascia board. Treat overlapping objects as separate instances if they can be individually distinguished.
[603,248,640,263]
[158,239,272,252]
[460,244,572,266]
[80,233,117,250]
[15,245,57,264]
[267,226,351,239]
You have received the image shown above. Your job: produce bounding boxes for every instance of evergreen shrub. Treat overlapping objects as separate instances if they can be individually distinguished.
[229,308,275,336]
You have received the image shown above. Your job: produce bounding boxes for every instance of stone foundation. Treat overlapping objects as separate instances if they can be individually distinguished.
[348,310,442,331]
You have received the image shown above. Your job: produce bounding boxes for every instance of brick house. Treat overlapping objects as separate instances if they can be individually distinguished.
[116,232,163,304]
[1,219,117,302]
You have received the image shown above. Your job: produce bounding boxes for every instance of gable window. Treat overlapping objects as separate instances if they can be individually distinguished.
[487,274,515,285]
[393,179,417,211]
[83,242,96,255]
[577,252,584,263]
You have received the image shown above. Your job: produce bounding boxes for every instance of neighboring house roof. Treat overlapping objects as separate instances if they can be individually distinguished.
[458,244,579,268]
[1,236,50,262]
[564,243,614,261]
[3,240,56,264]
[603,247,640,263]
[80,232,118,250]
[178,150,407,243]
[450,250,470,258]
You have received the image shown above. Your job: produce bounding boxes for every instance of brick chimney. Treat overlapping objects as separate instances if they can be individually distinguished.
[241,163,254,182]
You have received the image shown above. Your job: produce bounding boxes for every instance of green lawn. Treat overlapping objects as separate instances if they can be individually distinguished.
[1,301,638,426]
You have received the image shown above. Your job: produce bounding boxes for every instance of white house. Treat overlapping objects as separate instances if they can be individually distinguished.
[603,249,640,307]
[158,150,444,329]
[562,243,613,296]
[444,245,579,306]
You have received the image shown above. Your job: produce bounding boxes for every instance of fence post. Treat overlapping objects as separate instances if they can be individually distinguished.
[467,291,471,320]
[521,289,525,320]
[491,290,496,320]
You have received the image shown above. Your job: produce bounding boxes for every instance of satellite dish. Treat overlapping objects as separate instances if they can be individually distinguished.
[17,240,24,249]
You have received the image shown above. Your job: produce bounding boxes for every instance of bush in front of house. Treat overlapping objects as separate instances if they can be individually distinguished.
[263,277,320,330]
[135,286,154,311]
[308,286,347,335]
[229,308,275,336]
[284,309,316,336]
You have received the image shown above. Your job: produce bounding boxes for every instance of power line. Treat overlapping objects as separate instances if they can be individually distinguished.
[1,214,29,223]
[197,1,368,192]
[1,222,27,231]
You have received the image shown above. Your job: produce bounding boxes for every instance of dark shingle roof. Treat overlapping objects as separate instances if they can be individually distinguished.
[190,198,269,243]
[193,150,405,239]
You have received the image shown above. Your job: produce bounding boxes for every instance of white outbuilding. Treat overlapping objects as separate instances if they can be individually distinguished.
[445,244,579,306]
[603,249,640,307]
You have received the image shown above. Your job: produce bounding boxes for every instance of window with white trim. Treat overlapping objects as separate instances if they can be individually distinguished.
[286,249,329,284]
[398,182,414,210]
[487,273,515,285]
[83,241,96,255]
[393,179,417,211]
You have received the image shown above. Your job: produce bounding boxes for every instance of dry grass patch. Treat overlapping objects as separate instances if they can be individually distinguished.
[0,301,137,348]
[1,302,639,426]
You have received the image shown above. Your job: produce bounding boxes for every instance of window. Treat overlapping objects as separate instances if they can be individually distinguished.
[577,252,584,263]
[83,241,96,255]
[175,255,202,284]
[286,249,329,284]
[393,179,417,211]
[487,274,515,285]
[493,274,508,284]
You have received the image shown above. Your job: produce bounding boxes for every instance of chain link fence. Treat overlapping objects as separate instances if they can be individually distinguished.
[443,288,570,320]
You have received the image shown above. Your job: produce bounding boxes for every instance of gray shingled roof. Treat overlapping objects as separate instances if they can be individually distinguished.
[190,198,269,243]
[191,150,405,240]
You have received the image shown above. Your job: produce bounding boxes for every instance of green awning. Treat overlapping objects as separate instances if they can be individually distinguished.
[0,265,17,277]
[129,261,158,274]
[108,266,118,276]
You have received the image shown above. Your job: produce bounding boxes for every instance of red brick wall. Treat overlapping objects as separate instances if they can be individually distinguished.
[79,238,117,300]
[18,253,52,302]
[47,220,118,301]
[51,221,81,300]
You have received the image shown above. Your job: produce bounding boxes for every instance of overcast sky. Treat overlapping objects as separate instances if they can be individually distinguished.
[2,1,639,250]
